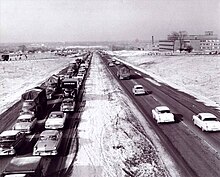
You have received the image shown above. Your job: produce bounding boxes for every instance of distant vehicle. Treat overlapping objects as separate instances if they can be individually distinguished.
[132,85,146,95]
[108,62,114,67]
[112,58,116,62]
[116,64,130,80]
[13,112,37,134]
[45,74,61,99]
[61,98,75,112]
[21,87,47,120]
[115,61,120,65]
[33,130,63,156]
[192,113,220,131]
[2,156,43,177]
[152,106,175,123]
[45,111,67,129]
[0,130,25,155]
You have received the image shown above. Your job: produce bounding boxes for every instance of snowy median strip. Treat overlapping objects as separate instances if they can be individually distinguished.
[70,53,179,177]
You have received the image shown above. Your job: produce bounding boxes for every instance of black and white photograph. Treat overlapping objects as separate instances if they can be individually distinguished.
[0,0,220,176]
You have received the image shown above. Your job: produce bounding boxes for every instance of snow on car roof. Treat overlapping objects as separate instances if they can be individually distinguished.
[0,130,20,136]
[198,113,217,119]
[40,130,59,136]
[50,111,63,115]
[6,156,42,172]
[18,114,33,119]
[156,106,170,111]
[134,85,143,88]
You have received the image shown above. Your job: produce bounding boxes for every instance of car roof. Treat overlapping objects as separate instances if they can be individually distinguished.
[134,85,143,88]
[50,111,63,115]
[18,114,33,119]
[198,113,217,119]
[156,106,170,111]
[0,130,20,136]
[40,130,59,136]
[63,98,73,101]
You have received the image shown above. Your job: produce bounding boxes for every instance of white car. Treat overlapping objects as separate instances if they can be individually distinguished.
[108,62,114,67]
[192,113,220,131]
[33,130,62,156]
[45,111,67,129]
[152,106,175,123]
[61,98,75,112]
[132,85,146,95]
[13,112,37,134]
[115,61,120,65]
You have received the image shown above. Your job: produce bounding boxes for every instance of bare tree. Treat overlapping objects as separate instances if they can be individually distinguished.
[168,31,188,52]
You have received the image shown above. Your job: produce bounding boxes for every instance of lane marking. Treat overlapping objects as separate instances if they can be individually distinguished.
[180,121,219,154]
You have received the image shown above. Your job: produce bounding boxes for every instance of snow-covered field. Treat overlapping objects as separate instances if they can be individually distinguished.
[0,55,72,114]
[0,50,219,176]
[109,50,220,110]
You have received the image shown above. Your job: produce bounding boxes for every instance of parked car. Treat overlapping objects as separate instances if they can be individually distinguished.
[60,98,75,112]
[132,85,146,95]
[0,130,25,155]
[152,106,175,123]
[192,113,220,131]
[13,112,37,134]
[45,111,67,129]
[33,130,62,156]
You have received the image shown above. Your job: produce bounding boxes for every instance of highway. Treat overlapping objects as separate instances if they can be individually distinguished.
[99,52,220,177]
[0,53,92,177]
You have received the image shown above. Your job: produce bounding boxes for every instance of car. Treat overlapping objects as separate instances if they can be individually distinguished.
[108,62,114,67]
[60,98,75,112]
[33,130,62,156]
[132,85,146,95]
[152,106,175,123]
[13,112,37,134]
[192,113,220,131]
[63,88,75,98]
[45,111,67,129]
[115,61,120,65]
[0,130,25,155]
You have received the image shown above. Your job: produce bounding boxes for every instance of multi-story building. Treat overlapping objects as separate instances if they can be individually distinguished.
[159,31,220,52]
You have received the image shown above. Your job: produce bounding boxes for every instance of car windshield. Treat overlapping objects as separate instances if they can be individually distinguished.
[17,118,31,123]
[50,113,63,118]
[63,100,73,104]
[136,87,143,89]
[49,135,57,141]
[159,110,170,113]
[203,118,217,121]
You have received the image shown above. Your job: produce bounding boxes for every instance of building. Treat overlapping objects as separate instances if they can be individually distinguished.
[159,31,220,53]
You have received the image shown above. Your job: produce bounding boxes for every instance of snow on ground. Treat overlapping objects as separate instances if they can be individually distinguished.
[0,55,73,114]
[70,53,178,177]
[1,50,219,177]
[109,50,220,110]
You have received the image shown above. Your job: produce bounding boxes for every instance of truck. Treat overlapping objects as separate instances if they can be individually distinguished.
[116,64,131,80]
[2,156,43,177]
[21,87,47,120]
[61,78,79,98]
[45,74,61,99]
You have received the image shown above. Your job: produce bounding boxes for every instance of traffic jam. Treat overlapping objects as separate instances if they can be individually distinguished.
[0,52,92,177]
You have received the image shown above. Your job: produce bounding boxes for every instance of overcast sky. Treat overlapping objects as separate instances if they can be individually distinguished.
[0,0,220,43]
